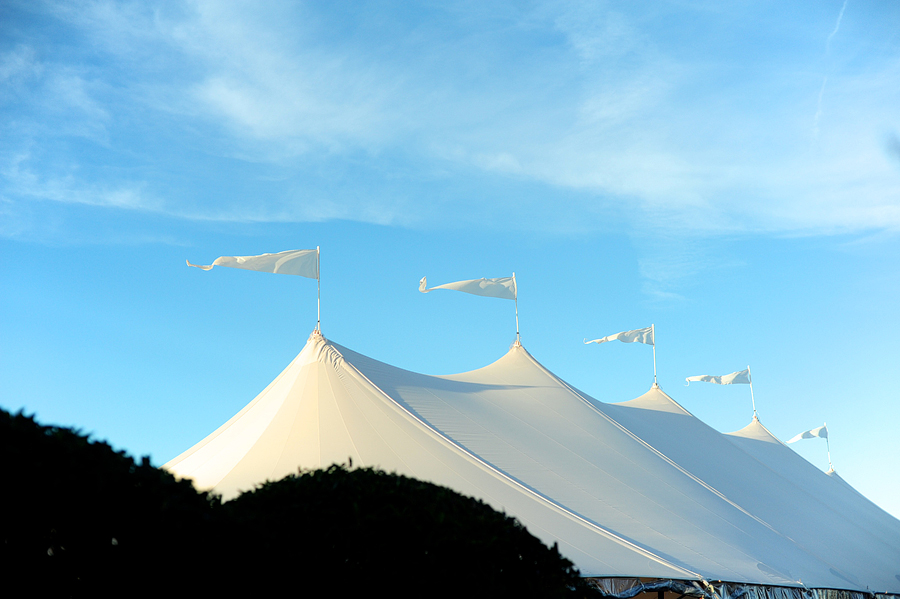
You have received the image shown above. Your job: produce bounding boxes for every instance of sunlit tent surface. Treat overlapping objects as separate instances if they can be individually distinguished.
[166,332,900,594]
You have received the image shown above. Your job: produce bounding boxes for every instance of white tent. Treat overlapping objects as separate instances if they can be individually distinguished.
[165,331,900,595]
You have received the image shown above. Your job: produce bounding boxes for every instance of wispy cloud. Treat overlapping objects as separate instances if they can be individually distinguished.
[0,147,418,231]
[550,1,638,64]
[2,152,159,211]
[0,44,43,88]
[3,0,899,241]
[159,0,415,157]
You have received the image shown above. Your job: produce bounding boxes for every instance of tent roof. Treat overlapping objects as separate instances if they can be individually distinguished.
[165,332,900,592]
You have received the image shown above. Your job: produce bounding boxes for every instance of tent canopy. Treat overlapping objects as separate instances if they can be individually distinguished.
[166,331,900,593]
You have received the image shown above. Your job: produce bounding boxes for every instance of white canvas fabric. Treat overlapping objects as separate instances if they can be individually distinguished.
[418,275,516,299]
[787,425,828,443]
[728,419,900,542]
[584,326,654,346]
[726,419,900,591]
[606,391,900,593]
[187,249,318,278]
[165,333,900,593]
[686,369,750,385]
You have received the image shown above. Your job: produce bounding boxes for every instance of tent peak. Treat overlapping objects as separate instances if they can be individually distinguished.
[612,385,693,416]
[726,416,782,445]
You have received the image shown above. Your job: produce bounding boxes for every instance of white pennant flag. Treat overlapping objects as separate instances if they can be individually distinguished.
[685,368,751,385]
[418,275,517,300]
[584,326,654,346]
[187,249,319,279]
[788,424,828,444]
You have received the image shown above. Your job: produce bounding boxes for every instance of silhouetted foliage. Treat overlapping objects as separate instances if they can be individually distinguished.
[220,463,597,597]
[2,408,599,598]
[1,409,217,596]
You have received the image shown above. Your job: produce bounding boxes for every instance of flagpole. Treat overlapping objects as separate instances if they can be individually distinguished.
[825,422,833,471]
[748,364,757,419]
[513,272,520,346]
[316,246,321,333]
[652,324,658,387]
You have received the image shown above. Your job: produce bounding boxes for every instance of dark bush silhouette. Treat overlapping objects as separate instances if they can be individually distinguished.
[0,409,216,597]
[1,408,599,597]
[219,463,596,597]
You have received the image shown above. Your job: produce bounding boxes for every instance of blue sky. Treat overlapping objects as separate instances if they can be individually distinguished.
[2,1,899,518]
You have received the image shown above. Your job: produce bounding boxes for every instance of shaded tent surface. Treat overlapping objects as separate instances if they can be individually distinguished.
[165,332,900,593]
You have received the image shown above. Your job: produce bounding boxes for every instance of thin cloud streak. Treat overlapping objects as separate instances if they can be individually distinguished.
[826,1,848,52]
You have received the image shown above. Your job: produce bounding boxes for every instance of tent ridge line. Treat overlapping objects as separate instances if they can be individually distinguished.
[328,341,702,581]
